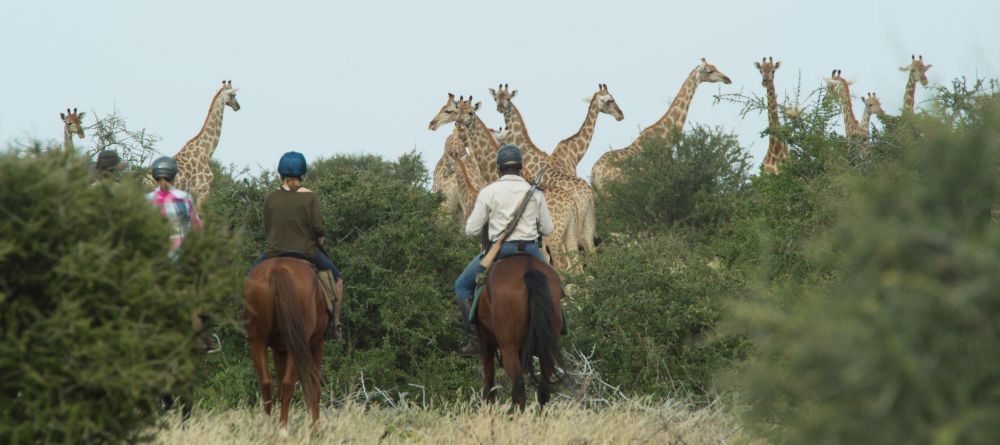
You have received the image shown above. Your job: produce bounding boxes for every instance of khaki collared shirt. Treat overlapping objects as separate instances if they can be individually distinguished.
[465,174,554,242]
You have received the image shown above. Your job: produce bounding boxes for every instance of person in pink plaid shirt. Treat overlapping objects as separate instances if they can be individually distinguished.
[144,156,218,353]
[145,157,202,261]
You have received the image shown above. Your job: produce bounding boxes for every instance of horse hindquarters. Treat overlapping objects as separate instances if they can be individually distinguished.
[521,269,563,409]
[270,265,320,426]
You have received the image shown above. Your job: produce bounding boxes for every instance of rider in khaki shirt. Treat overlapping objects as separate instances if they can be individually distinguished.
[453,144,554,356]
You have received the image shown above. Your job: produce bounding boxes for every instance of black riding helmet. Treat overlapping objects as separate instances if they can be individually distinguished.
[150,156,179,182]
[496,144,523,171]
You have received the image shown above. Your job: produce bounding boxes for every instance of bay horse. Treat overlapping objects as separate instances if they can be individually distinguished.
[475,254,564,411]
[243,257,327,432]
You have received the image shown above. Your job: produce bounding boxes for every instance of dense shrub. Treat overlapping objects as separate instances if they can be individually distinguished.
[566,234,747,397]
[597,126,752,235]
[0,150,240,444]
[729,97,1000,443]
[197,152,480,407]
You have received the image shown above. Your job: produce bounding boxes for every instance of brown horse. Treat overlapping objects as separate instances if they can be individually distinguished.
[243,258,327,432]
[476,254,564,411]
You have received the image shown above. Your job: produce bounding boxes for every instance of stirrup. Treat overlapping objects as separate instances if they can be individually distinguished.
[204,334,222,354]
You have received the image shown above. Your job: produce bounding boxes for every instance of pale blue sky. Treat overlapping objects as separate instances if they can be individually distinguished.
[2,0,998,181]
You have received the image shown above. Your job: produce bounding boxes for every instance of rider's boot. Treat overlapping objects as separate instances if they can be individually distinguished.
[457,298,481,357]
[318,270,341,340]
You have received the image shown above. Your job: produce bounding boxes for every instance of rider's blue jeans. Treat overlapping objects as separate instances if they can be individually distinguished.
[454,241,546,302]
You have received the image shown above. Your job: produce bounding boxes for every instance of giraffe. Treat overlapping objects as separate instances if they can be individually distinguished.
[899,55,932,115]
[825,70,869,152]
[60,107,86,153]
[429,95,580,271]
[431,125,468,222]
[549,84,625,177]
[860,92,887,132]
[488,84,598,254]
[860,92,890,144]
[429,94,498,183]
[755,57,788,175]
[591,58,732,190]
[166,80,240,211]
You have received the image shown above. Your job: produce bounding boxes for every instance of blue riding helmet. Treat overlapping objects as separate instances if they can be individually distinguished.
[496,144,523,170]
[277,151,307,178]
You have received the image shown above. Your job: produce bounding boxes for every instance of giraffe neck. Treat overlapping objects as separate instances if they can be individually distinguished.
[551,95,600,176]
[453,156,482,220]
[625,68,700,154]
[176,89,227,161]
[860,106,873,135]
[761,78,788,173]
[838,86,862,136]
[459,116,500,183]
[64,126,74,153]
[903,76,917,114]
[500,104,550,178]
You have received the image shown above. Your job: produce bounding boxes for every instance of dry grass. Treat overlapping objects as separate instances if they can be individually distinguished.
[151,399,752,444]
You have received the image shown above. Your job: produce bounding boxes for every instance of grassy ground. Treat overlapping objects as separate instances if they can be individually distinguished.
[151,399,751,444]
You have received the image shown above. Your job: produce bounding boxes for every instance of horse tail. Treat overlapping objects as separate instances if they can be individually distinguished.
[270,265,320,408]
[521,269,564,382]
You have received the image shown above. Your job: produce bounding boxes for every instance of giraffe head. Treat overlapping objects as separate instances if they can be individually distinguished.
[60,108,86,139]
[861,92,885,115]
[491,126,514,144]
[825,70,855,99]
[428,93,460,130]
[592,84,625,121]
[453,95,483,129]
[696,58,732,84]
[754,56,781,87]
[899,54,932,87]
[488,84,518,114]
[220,80,241,111]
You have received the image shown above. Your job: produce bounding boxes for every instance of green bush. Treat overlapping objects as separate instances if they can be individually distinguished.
[0,149,240,444]
[597,126,752,236]
[566,234,747,397]
[197,152,480,407]
[729,97,1000,443]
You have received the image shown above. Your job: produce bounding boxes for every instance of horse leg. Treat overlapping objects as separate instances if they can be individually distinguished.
[278,351,297,432]
[481,344,498,404]
[250,342,273,416]
[309,340,324,424]
[500,345,526,412]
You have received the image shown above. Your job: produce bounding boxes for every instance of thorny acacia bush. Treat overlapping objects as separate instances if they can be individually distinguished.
[0,149,241,444]
[596,126,752,236]
[565,233,747,398]
[728,91,1000,443]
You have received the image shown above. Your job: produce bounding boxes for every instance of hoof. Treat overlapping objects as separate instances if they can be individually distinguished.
[279,427,289,438]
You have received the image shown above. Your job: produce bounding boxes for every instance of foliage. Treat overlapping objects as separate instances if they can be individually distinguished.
[597,126,752,235]
[0,148,241,444]
[728,92,1000,443]
[566,234,747,397]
